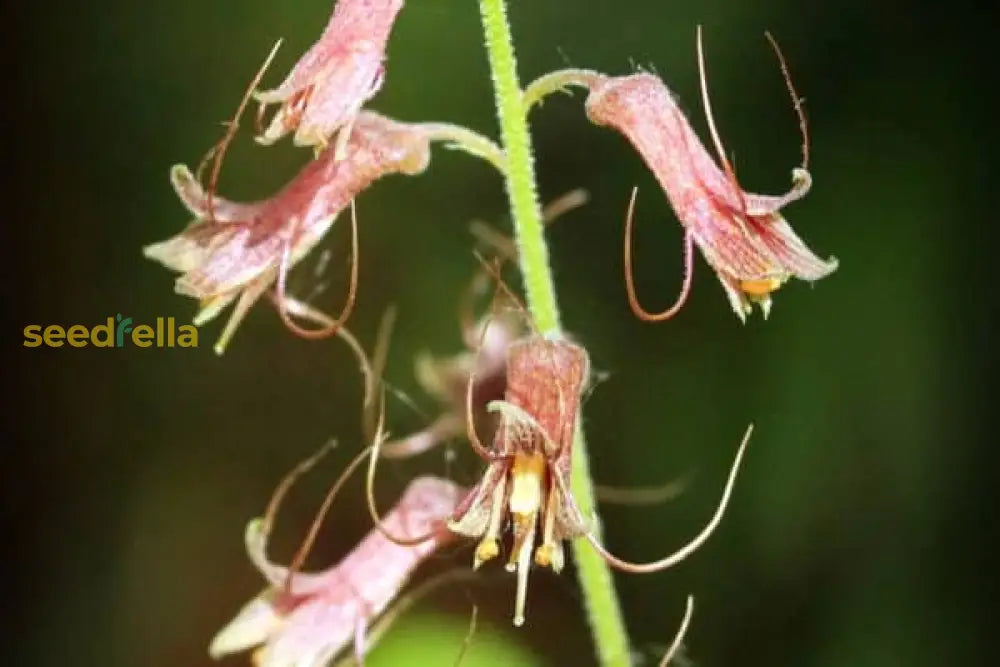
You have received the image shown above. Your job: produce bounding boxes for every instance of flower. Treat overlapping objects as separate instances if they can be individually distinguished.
[209,475,463,666]
[254,0,405,150]
[144,112,431,353]
[448,335,591,626]
[584,71,838,321]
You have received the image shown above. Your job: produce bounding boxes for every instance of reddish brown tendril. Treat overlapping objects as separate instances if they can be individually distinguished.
[765,31,810,171]
[623,186,695,321]
[462,189,587,346]
[471,251,533,331]
[284,441,380,592]
[462,255,509,461]
[261,438,337,535]
[269,294,377,408]
[275,198,360,339]
[365,392,448,547]
[196,40,282,224]
[550,425,752,574]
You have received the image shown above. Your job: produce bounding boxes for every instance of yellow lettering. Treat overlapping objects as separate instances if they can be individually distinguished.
[177,325,198,348]
[43,325,65,347]
[91,317,114,348]
[23,325,43,347]
[132,325,154,347]
[66,325,89,348]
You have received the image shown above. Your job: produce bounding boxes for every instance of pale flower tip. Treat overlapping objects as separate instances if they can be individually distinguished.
[252,88,282,104]
[245,517,268,546]
[143,236,205,274]
[254,115,287,146]
[141,240,168,261]
[759,296,773,320]
[169,163,197,190]
[208,593,281,659]
[192,295,231,326]
[791,167,812,189]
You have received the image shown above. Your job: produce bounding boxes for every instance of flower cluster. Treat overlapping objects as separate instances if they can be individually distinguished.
[149,3,839,663]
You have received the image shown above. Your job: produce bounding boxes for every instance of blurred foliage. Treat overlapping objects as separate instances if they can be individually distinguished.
[5,0,992,666]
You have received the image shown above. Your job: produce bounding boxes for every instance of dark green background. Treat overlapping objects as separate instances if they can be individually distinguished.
[7,1,992,665]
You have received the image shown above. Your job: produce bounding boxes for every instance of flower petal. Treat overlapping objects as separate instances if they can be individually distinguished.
[748,213,839,281]
[208,589,283,659]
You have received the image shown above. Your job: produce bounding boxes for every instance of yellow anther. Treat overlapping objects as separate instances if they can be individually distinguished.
[739,277,783,297]
[475,538,500,566]
[534,543,555,567]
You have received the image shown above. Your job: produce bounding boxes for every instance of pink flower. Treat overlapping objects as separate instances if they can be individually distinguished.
[448,335,591,626]
[254,0,405,149]
[584,66,837,321]
[209,475,464,666]
[144,112,431,353]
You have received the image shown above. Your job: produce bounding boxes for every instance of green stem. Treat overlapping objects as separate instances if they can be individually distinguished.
[477,1,632,664]
[478,0,558,334]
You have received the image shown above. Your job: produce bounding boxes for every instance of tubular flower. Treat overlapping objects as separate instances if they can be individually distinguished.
[143,112,431,353]
[448,336,590,626]
[209,475,464,666]
[254,0,405,150]
[584,72,838,321]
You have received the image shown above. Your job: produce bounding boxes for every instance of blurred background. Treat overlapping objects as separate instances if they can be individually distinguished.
[5,0,993,665]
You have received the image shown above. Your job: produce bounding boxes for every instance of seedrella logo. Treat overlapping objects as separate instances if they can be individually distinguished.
[23,314,198,348]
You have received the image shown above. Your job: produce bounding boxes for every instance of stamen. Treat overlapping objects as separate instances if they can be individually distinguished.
[510,512,537,627]
[534,484,562,571]
[474,478,508,569]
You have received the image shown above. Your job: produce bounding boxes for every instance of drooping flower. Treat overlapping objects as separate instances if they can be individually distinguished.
[144,112,431,354]
[254,0,405,150]
[209,475,464,666]
[584,62,837,321]
[376,191,589,460]
[448,335,591,626]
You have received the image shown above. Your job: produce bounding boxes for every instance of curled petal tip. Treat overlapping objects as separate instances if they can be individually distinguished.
[208,593,280,659]
[791,167,811,188]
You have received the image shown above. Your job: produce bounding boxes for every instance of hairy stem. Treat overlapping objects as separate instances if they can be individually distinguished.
[478,0,558,334]
[477,1,632,664]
